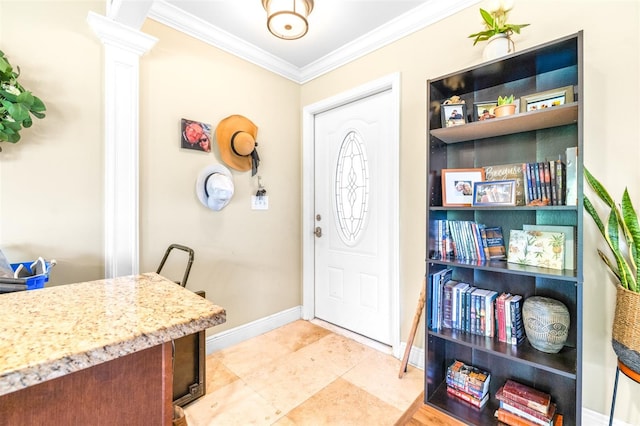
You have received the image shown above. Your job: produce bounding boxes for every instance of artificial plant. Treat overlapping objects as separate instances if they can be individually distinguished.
[0,50,46,148]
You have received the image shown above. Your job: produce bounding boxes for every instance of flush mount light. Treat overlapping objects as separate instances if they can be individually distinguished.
[262,0,314,40]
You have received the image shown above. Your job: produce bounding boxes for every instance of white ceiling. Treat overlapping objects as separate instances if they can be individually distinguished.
[141,0,479,83]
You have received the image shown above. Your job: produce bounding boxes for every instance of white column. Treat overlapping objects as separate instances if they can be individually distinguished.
[87,12,157,278]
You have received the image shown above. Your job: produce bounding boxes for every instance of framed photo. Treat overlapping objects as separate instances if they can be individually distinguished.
[181,118,212,152]
[441,103,467,128]
[442,168,485,206]
[474,101,498,121]
[472,179,517,206]
[520,85,574,112]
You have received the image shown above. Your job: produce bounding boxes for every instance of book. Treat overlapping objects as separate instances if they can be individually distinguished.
[446,360,491,400]
[485,226,506,259]
[452,282,470,330]
[447,386,489,409]
[509,295,526,345]
[483,163,526,206]
[565,147,578,206]
[507,230,565,270]
[497,293,510,342]
[442,280,457,329]
[548,161,557,205]
[502,380,551,415]
[524,162,535,203]
[542,162,552,204]
[497,387,556,425]
[523,224,576,270]
[495,408,548,426]
[554,159,566,206]
[504,294,513,343]
[484,290,499,337]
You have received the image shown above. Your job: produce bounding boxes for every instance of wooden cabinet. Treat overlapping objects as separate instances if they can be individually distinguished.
[424,32,583,425]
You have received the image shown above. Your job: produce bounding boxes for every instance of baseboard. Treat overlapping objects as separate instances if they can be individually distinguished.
[583,407,632,426]
[205,306,302,354]
[398,342,425,371]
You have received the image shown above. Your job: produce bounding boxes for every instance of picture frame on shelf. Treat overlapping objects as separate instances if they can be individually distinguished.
[441,168,485,206]
[441,103,467,128]
[520,85,574,112]
[474,101,498,121]
[472,179,517,206]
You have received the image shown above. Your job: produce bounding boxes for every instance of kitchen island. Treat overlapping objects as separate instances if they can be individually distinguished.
[0,272,226,425]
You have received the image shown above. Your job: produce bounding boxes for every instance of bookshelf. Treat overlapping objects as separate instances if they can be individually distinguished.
[425,32,583,425]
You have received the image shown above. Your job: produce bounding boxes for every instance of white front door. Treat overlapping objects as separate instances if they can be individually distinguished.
[313,88,395,345]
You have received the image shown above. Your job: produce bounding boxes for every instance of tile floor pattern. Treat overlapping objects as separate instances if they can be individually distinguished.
[184,320,424,425]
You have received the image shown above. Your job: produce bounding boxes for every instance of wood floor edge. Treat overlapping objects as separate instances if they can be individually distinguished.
[394,391,425,425]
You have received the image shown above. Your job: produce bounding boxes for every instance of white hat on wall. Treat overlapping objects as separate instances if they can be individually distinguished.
[195,164,234,211]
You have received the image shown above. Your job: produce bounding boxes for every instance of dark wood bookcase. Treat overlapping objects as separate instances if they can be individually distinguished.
[424,32,583,425]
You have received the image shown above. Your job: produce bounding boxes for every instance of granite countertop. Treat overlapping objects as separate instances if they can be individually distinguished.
[0,272,226,397]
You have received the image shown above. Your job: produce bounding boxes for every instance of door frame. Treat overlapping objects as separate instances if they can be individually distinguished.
[301,72,401,357]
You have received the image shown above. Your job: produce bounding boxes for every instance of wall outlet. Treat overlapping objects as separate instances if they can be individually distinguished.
[251,195,269,210]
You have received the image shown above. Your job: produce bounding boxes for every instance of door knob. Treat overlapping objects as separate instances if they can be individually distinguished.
[314,226,322,238]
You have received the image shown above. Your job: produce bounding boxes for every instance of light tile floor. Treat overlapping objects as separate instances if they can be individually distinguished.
[184,320,424,425]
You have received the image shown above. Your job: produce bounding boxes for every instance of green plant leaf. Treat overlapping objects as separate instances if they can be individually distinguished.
[479,8,495,28]
[584,167,639,291]
[5,102,29,122]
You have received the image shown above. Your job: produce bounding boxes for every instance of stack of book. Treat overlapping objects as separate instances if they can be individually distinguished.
[427,271,525,346]
[495,380,561,425]
[429,219,506,262]
[496,293,526,345]
[446,360,490,409]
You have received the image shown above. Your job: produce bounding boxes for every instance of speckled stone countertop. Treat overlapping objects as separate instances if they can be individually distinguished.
[0,272,226,397]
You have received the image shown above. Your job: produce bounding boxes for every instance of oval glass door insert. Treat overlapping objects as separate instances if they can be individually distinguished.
[334,130,370,245]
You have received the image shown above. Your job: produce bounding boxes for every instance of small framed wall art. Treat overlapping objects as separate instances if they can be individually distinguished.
[520,86,574,112]
[441,168,485,207]
[472,179,517,206]
[181,118,212,152]
[441,103,467,128]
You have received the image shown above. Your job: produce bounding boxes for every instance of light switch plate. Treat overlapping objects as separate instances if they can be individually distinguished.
[251,195,269,210]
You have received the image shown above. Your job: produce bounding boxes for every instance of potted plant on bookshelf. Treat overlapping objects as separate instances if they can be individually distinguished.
[584,167,640,373]
[467,0,530,61]
[494,95,517,117]
[0,50,46,151]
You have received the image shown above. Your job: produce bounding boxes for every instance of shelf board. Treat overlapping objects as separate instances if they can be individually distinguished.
[427,258,578,281]
[430,102,578,144]
[428,329,577,379]
[429,205,578,212]
[426,382,498,426]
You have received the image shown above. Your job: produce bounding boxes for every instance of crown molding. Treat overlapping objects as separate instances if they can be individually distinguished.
[298,0,480,83]
[148,0,480,84]
[148,1,301,82]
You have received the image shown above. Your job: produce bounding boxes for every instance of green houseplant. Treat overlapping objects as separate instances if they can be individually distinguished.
[468,1,530,45]
[0,50,46,149]
[494,94,516,117]
[584,167,640,372]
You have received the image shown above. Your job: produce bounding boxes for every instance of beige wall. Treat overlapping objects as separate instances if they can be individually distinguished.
[301,0,640,421]
[1,0,640,422]
[0,1,104,284]
[138,19,302,332]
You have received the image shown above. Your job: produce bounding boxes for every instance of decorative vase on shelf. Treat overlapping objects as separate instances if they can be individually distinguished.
[493,103,517,117]
[522,296,570,354]
[482,33,515,61]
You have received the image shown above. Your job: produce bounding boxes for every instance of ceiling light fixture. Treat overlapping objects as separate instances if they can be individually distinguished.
[262,0,314,40]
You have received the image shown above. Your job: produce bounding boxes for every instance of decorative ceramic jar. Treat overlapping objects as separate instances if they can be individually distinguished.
[482,33,514,61]
[522,296,570,354]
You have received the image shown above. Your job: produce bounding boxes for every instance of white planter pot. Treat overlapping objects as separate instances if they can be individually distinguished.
[483,34,514,61]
